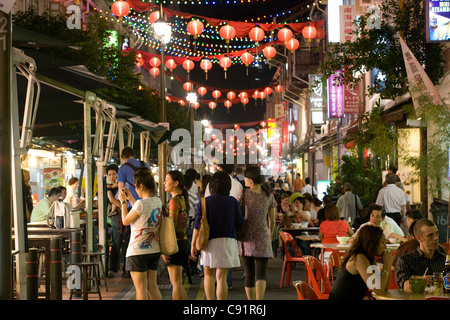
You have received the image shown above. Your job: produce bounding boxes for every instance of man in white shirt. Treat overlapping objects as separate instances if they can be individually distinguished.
[376,173,406,226]
[350,204,402,242]
[204,163,242,199]
[301,177,317,197]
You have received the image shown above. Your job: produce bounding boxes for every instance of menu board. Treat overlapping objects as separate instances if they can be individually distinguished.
[43,169,63,191]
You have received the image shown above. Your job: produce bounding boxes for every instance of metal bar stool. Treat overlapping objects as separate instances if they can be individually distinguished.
[69,262,102,300]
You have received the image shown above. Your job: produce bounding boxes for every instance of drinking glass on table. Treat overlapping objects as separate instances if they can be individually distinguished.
[432,272,444,294]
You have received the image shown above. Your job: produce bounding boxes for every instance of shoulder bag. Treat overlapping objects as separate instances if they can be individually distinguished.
[159,206,179,255]
[195,198,209,251]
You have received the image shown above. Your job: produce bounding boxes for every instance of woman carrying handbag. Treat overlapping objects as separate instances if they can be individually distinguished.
[163,170,190,300]
[191,171,243,300]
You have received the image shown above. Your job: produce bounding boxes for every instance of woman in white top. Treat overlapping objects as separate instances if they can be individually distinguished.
[119,168,163,300]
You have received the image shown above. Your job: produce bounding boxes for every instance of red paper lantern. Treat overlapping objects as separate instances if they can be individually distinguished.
[259,91,266,99]
[111,0,130,17]
[198,86,207,96]
[278,27,293,42]
[150,67,160,77]
[178,100,186,106]
[209,101,217,111]
[150,56,161,67]
[275,84,283,92]
[165,58,177,71]
[302,23,317,40]
[249,26,265,44]
[239,91,248,100]
[200,58,212,80]
[227,91,236,100]
[315,27,326,41]
[183,59,195,73]
[285,38,299,52]
[219,25,236,43]
[192,101,200,109]
[219,56,232,79]
[260,121,266,128]
[183,81,193,91]
[252,90,259,99]
[187,20,204,39]
[148,11,160,25]
[263,45,276,59]
[240,52,253,66]
[224,100,232,113]
[264,87,273,95]
[136,53,144,67]
[212,90,222,100]
[241,97,249,105]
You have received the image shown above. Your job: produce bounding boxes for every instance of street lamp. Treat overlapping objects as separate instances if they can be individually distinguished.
[186,92,198,167]
[153,8,172,204]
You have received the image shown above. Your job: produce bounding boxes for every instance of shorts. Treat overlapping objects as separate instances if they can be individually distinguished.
[126,253,160,272]
[165,239,189,266]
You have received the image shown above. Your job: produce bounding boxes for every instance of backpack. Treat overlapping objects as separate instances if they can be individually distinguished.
[123,160,146,188]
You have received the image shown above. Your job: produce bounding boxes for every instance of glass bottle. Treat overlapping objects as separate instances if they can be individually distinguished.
[443,254,450,294]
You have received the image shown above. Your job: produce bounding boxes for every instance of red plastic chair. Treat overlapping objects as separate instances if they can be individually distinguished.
[292,280,318,300]
[325,250,344,285]
[388,268,399,289]
[440,242,450,254]
[425,297,450,300]
[304,255,332,300]
[279,231,306,288]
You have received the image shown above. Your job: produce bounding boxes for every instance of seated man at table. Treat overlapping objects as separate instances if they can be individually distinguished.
[348,204,401,243]
[394,218,446,293]
[30,188,62,223]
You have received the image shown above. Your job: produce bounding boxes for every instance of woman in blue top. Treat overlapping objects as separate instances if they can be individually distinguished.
[191,171,244,300]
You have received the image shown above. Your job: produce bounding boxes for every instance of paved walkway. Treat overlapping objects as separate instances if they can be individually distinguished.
[62,252,307,301]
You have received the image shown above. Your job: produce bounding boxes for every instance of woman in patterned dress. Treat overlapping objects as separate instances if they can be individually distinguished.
[163,170,190,300]
[238,165,276,300]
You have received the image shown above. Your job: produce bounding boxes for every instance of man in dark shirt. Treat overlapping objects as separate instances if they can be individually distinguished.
[395,218,446,292]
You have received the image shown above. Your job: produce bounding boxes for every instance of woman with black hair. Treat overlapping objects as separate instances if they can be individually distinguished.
[191,171,243,300]
[163,170,190,300]
[328,224,394,300]
[118,168,162,300]
[238,165,277,300]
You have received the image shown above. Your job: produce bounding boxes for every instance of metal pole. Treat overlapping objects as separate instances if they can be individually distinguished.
[0,10,12,300]
[158,4,167,204]
[50,237,62,300]
[84,92,95,253]
[25,248,38,300]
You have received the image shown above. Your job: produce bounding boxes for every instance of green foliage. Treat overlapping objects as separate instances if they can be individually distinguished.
[344,99,399,163]
[401,95,450,197]
[338,155,382,207]
[318,0,444,100]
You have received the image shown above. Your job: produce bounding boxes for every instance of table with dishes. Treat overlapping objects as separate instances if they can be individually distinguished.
[371,289,450,300]
[310,241,401,263]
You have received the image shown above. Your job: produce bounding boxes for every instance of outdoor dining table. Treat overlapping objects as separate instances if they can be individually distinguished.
[371,288,450,300]
[310,242,401,263]
[12,234,63,299]
[281,227,320,237]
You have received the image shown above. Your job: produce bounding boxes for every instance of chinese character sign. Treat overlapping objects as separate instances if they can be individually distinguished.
[327,71,344,119]
[340,5,356,43]
[344,83,360,114]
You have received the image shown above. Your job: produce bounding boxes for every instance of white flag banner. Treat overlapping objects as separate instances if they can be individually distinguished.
[0,0,15,14]
[399,35,442,108]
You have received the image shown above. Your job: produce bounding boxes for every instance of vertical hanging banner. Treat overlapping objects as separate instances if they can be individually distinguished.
[309,74,325,124]
[399,36,442,107]
[327,71,345,119]
[340,5,357,43]
[343,83,360,114]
